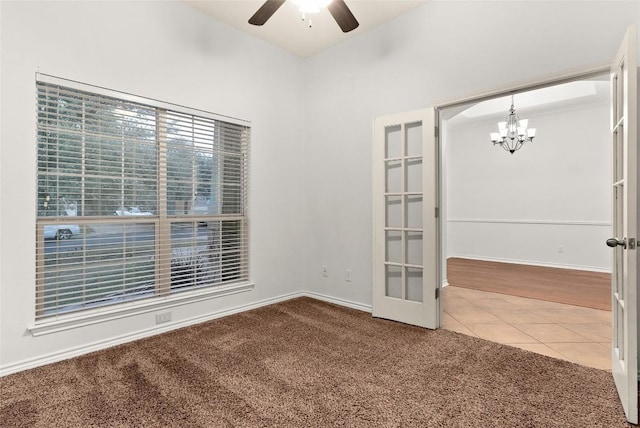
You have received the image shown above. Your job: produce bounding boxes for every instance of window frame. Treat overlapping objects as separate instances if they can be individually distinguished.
[33,73,252,328]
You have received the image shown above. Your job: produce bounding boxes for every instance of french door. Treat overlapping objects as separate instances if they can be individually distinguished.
[608,25,638,424]
[372,109,439,328]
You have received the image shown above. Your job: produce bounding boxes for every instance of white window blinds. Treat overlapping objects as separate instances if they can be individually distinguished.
[35,78,250,322]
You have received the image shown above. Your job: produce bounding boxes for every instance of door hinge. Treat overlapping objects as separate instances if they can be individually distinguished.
[435,207,439,218]
[435,288,440,299]
[435,126,439,138]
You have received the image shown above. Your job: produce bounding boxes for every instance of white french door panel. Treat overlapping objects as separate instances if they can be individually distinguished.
[372,108,439,329]
[609,25,638,425]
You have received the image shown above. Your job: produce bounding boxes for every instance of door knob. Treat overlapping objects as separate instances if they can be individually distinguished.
[606,238,627,248]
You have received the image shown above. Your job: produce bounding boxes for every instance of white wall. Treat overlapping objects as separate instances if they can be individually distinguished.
[0,1,307,373]
[446,101,612,272]
[303,1,640,306]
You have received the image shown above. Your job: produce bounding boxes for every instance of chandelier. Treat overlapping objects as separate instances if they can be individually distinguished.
[490,95,536,154]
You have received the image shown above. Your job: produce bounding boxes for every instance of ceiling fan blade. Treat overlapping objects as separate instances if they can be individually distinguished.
[327,0,359,33]
[249,0,287,26]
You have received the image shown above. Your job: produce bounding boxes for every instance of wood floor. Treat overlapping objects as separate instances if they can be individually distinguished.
[447,257,611,311]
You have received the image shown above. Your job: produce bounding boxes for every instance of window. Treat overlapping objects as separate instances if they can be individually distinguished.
[35,77,250,322]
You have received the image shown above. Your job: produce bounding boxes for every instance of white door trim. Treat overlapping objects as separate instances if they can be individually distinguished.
[434,63,610,111]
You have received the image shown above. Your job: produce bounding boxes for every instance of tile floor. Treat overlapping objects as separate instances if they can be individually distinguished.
[442,285,612,371]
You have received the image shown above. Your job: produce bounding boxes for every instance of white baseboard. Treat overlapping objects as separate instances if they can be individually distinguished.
[447,254,611,274]
[0,291,372,377]
[0,291,304,377]
[302,291,372,313]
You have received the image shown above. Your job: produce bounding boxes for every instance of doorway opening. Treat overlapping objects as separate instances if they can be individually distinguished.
[438,71,612,370]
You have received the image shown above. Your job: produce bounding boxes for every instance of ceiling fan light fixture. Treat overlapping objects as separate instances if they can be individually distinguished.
[249,0,358,33]
[292,0,332,14]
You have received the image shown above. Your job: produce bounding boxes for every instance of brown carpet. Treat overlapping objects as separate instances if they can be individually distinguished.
[448,257,611,311]
[0,297,630,427]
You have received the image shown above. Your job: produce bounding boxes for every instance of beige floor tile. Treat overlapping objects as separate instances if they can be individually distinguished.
[489,308,551,324]
[442,286,463,295]
[507,343,569,361]
[529,309,609,324]
[471,297,521,310]
[545,342,612,371]
[442,313,462,328]
[443,286,612,371]
[507,298,581,311]
[561,306,611,318]
[513,323,592,343]
[492,294,547,306]
[443,323,479,338]
[466,323,538,344]
[445,309,504,325]
[449,287,497,300]
[584,309,612,323]
[559,323,612,342]
[443,296,477,310]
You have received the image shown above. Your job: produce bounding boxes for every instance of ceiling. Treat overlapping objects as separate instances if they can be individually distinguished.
[183,0,428,58]
[181,1,611,122]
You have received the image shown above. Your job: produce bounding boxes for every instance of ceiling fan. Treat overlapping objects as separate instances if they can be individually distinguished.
[249,0,360,33]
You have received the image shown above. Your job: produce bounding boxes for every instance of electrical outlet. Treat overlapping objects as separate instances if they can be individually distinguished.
[345,269,352,282]
[155,312,172,324]
[558,246,565,254]
[322,265,328,277]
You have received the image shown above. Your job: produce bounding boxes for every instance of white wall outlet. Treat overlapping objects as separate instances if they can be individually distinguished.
[322,265,328,277]
[558,245,565,253]
[345,269,352,282]
[155,312,172,324]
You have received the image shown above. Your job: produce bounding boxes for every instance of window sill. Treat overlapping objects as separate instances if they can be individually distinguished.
[29,282,255,337]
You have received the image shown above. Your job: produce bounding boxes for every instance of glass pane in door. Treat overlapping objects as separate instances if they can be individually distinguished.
[405,159,422,193]
[385,265,402,299]
[385,125,402,158]
[615,128,624,182]
[385,196,402,228]
[405,195,423,229]
[405,267,423,302]
[616,301,625,358]
[405,231,423,266]
[385,161,402,193]
[385,231,402,264]
[405,122,423,157]
[616,184,624,298]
